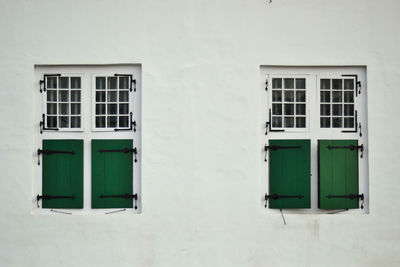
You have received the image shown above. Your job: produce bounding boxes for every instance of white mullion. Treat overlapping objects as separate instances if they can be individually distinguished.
[117,76,120,128]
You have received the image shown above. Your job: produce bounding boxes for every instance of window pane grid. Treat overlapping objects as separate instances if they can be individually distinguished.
[95,76,130,129]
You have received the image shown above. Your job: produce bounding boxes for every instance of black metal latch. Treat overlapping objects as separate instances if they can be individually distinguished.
[99,147,138,162]
[264,145,302,162]
[39,114,59,134]
[327,193,364,209]
[36,194,75,208]
[37,149,75,165]
[264,193,304,208]
[327,144,364,158]
[100,193,138,209]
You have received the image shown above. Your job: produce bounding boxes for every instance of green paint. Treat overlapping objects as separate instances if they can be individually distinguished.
[42,140,83,209]
[318,140,359,209]
[91,140,133,209]
[268,140,311,209]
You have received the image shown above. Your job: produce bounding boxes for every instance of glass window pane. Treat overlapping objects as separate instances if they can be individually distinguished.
[320,104,330,116]
[107,116,117,127]
[119,116,129,128]
[47,116,57,128]
[71,116,81,128]
[320,79,330,89]
[296,91,306,102]
[344,79,354,90]
[107,91,117,102]
[272,117,282,128]
[284,104,294,115]
[107,77,117,89]
[344,104,354,116]
[47,103,57,115]
[344,92,354,103]
[59,116,69,128]
[119,91,129,102]
[296,117,306,128]
[272,78,282,89]
[47,90,57,101]
[332,104,342,116]
[119,104,129,115]
[59,104,69,115]
[320,117,330,128]
[332,79,342,89]
[96,116,106,128]
[284,78,294,89]
[59,77,69,89]
[284,117,294,128]
[47,77,57,89]
[71,91,81,102]
[272,104,282,115]
[332,117,342,128]
[96,77,106,89]
[107,104,117,114]
[119,77,129,89]
[332,91,342,102]
[59,90,69,102]
[71,104,80,115]
[96,104,106,115]
[320,91,330,103]
[96,91,106,102]
[296,104,305,115]
[344,117,354,128]
[71,77,81,89]
[284,91,294,102]
[272,91,282,102]
[296,78,305,89]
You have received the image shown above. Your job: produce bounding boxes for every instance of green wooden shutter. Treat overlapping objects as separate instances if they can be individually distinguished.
[268,139,311,209]
[42,140,83,209]
[318,140,359,209]
[91,139,133,209]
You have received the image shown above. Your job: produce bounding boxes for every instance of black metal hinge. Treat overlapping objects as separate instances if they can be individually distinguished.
[39,114,59,134]
[342,110,359,134]
[264,193,304,208]
[327,144,364,158]
[36,194,75,208]
[265,78,268,91]
[37,148,75,165]
[264,144,301,162]
[265,109,285,135]
[114,73,136,92]
[342,74,361,96]
[99,147,138,162]
[114,112,136,132]
[39,74,61,93]
[327,193,364,209]
[100,193,138,209]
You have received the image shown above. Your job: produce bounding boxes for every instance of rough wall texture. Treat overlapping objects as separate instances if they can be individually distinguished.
[0,0,399,266]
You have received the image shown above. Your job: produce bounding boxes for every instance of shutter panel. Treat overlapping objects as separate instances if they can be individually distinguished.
[42,140,83,209]
[91,139,133,209]
[268,139,311,209]
[318,140,359,209]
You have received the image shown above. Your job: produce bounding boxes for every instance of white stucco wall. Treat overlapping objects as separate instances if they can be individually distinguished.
[0,0,399,266]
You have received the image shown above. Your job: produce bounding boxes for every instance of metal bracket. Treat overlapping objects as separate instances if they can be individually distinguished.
[342,74,361,96]
[327,193,364,209]
[36,194,75,208]
[37,148,75,165]
[342,110,358,134]
[114,112,136,132]
[100,193,138,209]
[359,122,362,137]
[327,144,364,158]
[39,74,61,93]
[114,73,135,92]
[265,78,268,91]
[39,114,59,134]
[99,147,138,162]
[265,109,285,135]
[264,193,304,208]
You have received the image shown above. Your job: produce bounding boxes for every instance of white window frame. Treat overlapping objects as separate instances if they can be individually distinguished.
[33,64,142,215]
[261,66,369,215]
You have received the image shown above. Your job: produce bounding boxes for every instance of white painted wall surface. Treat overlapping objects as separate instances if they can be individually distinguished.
[0,0,399,266]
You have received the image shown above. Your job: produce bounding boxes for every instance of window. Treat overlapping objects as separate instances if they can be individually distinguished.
[34,65,141,214]
[262,66,368,214]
